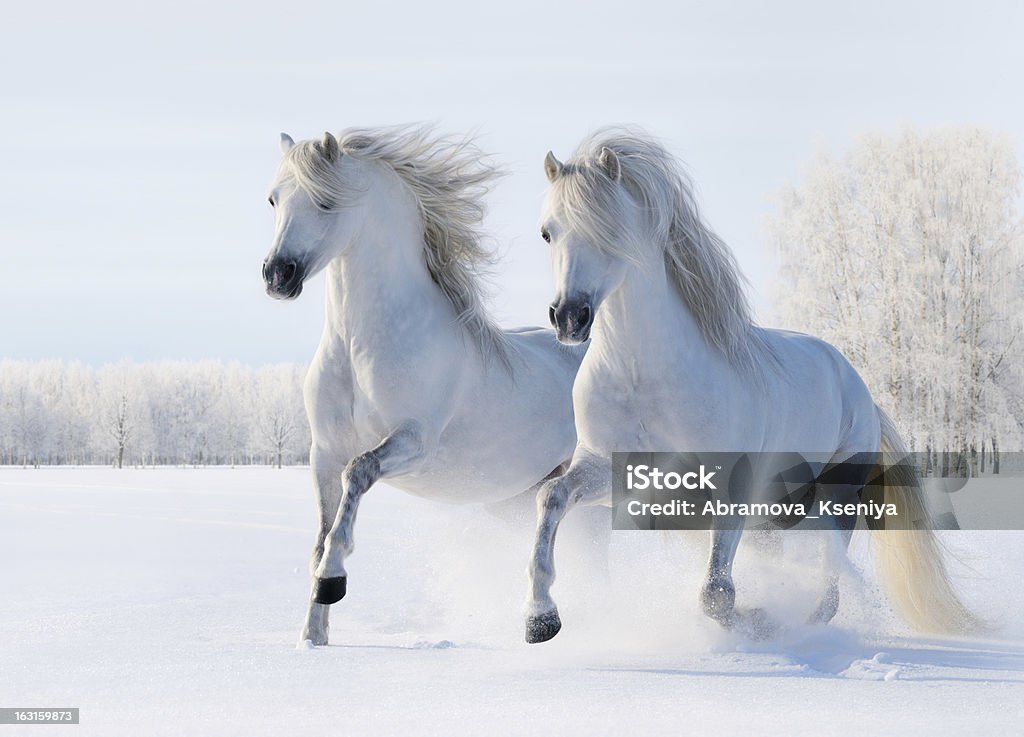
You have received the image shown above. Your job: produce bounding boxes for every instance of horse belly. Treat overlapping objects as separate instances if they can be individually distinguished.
[386,359,578,504]
[385,464,528,504]
[386,413,566,503]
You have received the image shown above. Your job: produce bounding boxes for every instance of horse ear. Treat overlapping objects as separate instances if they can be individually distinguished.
[544,151,563,183]
[321,132,340,162]
[597,147,621,181]
[280,133,295,153]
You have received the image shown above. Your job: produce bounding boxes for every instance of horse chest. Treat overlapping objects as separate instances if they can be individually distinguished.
[344,333,461,439]
[343,355,416,442]
[575,355,738,452]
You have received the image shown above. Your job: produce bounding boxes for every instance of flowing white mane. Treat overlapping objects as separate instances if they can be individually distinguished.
[551,126,773,374]
[282,125,513,368]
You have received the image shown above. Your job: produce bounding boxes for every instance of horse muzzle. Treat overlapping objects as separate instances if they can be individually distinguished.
[549,297,593,344]
[263,257,305,300]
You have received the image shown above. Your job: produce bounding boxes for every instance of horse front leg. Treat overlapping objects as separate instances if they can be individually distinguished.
[525,453,610,644]
[313,423,425,606]
[700,522,743,626]
[300,447,345,646]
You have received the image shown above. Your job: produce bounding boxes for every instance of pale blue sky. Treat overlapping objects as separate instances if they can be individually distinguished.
[2,0,1022,364]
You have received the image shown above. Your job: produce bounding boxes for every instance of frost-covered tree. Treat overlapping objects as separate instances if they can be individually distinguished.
[217,363,256,467]
[95,363,151,468]
[53,362,94,465]
[0,364,52,467]
[769,127,1024,467]
[0,361,310,466]
[253,364,307,469]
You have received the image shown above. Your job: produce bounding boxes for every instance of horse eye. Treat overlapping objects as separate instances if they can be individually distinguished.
[541,228,551,243]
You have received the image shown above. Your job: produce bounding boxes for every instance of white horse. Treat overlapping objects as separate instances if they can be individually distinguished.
[262,127,585,647]
[525,127,977,643]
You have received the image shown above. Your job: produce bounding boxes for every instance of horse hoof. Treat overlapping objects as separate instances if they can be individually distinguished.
[807,601,839,626]
[733,607,778,641]
[525,610,562,644]
[300,630,329,647]
[700,580,736,625]
[808,585,840,625]
[313,576,347,605]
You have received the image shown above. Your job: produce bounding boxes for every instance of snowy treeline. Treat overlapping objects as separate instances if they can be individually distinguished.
[770,127,1024,468]
[0,361,310,468]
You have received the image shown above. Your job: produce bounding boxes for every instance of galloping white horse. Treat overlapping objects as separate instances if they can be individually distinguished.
[525,127,976,643]
[262,127,585,647]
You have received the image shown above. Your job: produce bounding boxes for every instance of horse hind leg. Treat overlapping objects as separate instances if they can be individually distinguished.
[701,522,778,639]
[807,522,855,625]
[807,451,872,626]
[806,558,845,625]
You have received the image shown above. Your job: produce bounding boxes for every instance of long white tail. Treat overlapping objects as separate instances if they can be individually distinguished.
[873,407,979,634]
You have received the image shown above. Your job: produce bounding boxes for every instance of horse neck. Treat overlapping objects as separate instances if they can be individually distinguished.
[592,245,707,365]
[324,172,450,338]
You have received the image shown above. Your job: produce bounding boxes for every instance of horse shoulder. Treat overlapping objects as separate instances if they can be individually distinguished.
[346,321,471,436]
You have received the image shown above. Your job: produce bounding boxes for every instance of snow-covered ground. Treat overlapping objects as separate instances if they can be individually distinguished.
[2,468,1022,736]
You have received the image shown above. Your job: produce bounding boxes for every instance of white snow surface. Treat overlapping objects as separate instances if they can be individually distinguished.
[1,467,1022,736]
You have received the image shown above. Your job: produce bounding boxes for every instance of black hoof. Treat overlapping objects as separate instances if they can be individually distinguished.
[525,610,562,644]
[313,576,347,605]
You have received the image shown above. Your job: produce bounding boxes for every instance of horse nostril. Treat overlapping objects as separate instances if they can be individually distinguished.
[548,305,557,327]
[578,304,591,327]
[262,261,268,281]
[283,261,297,282]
